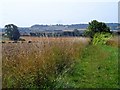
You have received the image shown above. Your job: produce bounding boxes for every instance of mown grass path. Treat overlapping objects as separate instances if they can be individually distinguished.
[57,45,119,88]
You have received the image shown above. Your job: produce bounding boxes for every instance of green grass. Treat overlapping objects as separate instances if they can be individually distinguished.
[56,45,119,88]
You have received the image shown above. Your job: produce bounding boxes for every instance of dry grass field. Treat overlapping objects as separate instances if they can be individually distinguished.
[2,37,90,88]
[21,36,90,44]
[106,36,120,47]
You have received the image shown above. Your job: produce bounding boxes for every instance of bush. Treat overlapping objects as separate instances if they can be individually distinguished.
[2,41,6,43]
[19,38,26,41]
[28,41,32,43]
[84,20,110,38]
[92,32,112,45]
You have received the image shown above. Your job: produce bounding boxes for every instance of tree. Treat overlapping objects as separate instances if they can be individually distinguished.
[85,20,110,38]
[73,29,80,36]
[4,24,20,41]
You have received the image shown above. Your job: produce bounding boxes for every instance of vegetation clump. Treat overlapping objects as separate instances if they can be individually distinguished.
[92,32,112,45]
[85,20,111,38]
[84,20,112,45]
[4,24,20,41]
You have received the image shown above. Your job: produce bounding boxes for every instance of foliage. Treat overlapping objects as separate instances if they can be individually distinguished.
[30,29,82,37]
[19,38,26,41]
[84,20,110,38]
[92,32,112,45]
[4,24,20,41]
[73,29,80,36]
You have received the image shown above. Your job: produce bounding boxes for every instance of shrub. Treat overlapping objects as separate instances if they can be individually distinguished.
[92,32,112,45]
[28,41,32,43]
[19,38,26,41]
[84,20,110,38]
[2,41,5,43]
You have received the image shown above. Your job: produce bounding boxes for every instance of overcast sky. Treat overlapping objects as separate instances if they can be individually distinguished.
[0,0,119,27]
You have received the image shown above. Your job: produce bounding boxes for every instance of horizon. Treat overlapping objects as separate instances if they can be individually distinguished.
[0,22,119,28]
[0,0,119,28]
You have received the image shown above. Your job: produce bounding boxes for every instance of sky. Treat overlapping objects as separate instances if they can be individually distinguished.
[0,0,119,27]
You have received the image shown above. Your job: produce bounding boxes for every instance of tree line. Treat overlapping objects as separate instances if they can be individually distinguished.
[3,20,112,41]
[30,29,82,37]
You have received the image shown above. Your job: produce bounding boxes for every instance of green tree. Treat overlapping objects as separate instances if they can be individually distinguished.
[85,20,110,38]
[4,24,20,41]
[73,29,80,36]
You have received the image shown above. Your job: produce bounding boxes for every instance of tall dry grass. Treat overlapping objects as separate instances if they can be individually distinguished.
[2,37,90,88]
[106,36,120,48]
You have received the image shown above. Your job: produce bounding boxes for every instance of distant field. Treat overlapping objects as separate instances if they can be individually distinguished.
[21,36,90,42]
[2,36,90,46]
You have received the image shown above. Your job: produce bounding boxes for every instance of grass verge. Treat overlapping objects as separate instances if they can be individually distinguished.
[56,45,119,88]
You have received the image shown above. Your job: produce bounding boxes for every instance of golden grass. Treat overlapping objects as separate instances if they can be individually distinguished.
[2,37,90,88]
[106,36,120,47]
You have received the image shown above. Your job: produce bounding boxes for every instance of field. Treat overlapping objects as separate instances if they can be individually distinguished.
[2,36,119,88]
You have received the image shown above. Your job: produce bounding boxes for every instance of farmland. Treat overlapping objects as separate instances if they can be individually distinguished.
[2,36,119,88]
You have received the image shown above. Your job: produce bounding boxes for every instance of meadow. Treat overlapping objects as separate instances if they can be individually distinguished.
[2,36,119,88]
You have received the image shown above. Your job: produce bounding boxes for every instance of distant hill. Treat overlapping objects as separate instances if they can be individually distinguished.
[18,27,31,36]
[1,23,119,36]
[106,23,119,30]
[30,24,89,31]
[30,23,119,31]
